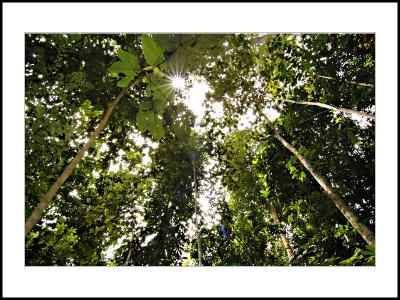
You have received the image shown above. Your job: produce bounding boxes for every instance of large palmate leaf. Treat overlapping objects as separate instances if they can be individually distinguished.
[108,49,140,87]
[154,34,224,73]
[142,35,166,67]
[148,75,174,106]
[139,100,153,111]
[171,119,190,140]
[136,110,153,132]
[148,116,165,140]
[135,110,165,140]
[152,97,167,114]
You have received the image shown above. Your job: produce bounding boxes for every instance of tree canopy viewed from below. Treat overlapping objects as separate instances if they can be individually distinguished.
[25,33,375,266]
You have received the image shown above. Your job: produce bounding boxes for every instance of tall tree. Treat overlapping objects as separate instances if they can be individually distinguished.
[25,82,134,235]
[264,118,375,245]
[25,33,375,266]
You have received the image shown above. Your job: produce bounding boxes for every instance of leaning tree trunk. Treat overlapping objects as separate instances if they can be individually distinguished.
[25,83,133,236]
[276,98,375,120]
[266,201,295,261]
[265,119,375,245]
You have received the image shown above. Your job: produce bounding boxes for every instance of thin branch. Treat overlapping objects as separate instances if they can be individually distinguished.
[276,98,375,120]
[316,74,374,88]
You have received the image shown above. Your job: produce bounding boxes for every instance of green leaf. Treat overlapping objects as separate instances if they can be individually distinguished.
[299,171,306,182]
[117,49,139,67]
[139,100,153,111]
[148,115,165,140]
[362,244,375,256]
[152,67,165,78]
[289,166,296,174]
[136,110,153,132]
[115,182,123,191]
[108,49,140,87]
[136,110,165,140]
[142,75,150,83]
[151,78,173,103]
[70,34,81,42]
[142,35,166,67]
[347,129,357,144]
[171,119,190,140]
[116,76,131,88]
[335,116,343,123]
[152,97,167,114]
[365,244,375,252]
[154,34,179,52]
[36,106,45,118]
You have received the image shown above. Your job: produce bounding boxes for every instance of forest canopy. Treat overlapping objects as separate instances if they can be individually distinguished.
[24,33,376,266]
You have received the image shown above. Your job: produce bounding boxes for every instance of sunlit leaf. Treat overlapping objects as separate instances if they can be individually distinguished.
[142,35,166,67]
[108,49,140,87]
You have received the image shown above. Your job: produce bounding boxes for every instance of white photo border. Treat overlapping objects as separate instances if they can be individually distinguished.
[3,2,398,297]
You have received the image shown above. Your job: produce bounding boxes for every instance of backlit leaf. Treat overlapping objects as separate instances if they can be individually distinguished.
[136,110,153,132]
[148,116,165,140]
[142,35,166,67]
[108,49,140,87]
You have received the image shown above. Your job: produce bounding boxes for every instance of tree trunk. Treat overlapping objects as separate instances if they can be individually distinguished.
[267,201,295,261]
[316,74,374,88]
[276,98,375,120]
[25,83,133,236]
[197,219,202,266]
[125,244,133,266]
[265,119,375,245]
[192,159,202,266]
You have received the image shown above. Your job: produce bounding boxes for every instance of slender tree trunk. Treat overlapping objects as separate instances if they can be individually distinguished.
[196,213,203,266]
[265,119,375,245]
[125,244,133,266]
[25,83,133,236]
[192,159,202,266]
[316,74,374,88]
[266,201,295,261]
[276,98,375,120]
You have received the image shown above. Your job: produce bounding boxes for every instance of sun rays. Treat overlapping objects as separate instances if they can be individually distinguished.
[171,75,186,90]
[167,63,187,91]
[160,63,210,119]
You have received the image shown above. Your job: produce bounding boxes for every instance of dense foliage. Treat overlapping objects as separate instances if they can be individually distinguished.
[25,33,375,266]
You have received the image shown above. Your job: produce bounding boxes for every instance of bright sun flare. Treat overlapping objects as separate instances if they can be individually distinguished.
[167,71,210,119]
[171,75,186,90]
